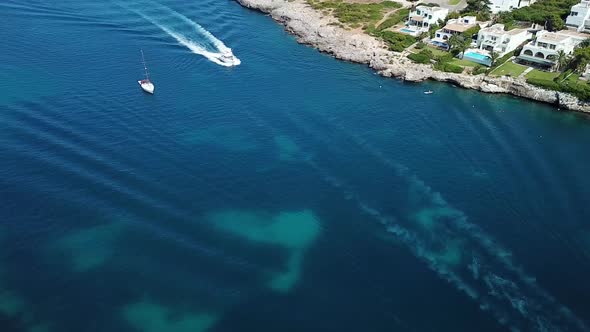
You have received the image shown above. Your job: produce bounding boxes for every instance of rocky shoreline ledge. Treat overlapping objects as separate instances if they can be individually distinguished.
[236,0,590,113]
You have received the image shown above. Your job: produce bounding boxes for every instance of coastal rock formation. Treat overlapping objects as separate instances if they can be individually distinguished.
[236,0,590,113]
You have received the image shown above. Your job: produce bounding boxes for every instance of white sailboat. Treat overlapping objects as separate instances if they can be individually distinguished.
[138,49,155,94]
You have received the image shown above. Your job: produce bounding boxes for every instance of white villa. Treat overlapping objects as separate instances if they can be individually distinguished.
[566,0,590,32]
[402,6,449,36]
[488,0,537,14]
[517,30,587,67]
[431,16,479,48]
[475,24,532,56]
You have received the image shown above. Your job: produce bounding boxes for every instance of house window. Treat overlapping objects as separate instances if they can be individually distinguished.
[524,49,533,56]
[416,10,421,15]
[436,33,441,38]
[424,23,429,27]
[491,36,497,41]
[428,15,432,19]
[571,11,578,16]
[550,44,556,50]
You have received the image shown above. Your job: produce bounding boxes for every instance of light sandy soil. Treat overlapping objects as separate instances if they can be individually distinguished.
[420,0,468,11]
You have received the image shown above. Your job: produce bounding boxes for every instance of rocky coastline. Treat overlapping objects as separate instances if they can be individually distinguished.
[236,0,590,113]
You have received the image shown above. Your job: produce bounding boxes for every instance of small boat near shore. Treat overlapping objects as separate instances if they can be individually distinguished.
[138,49,155,94]
[424,90,433,95]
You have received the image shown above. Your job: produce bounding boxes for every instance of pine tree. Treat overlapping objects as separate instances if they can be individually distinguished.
[464,0,492,20]
[545,14,564,32]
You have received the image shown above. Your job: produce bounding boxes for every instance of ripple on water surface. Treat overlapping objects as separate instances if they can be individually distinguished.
[1,0,590,331]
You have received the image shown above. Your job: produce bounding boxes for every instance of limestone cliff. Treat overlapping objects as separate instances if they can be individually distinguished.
[236,0,590,113]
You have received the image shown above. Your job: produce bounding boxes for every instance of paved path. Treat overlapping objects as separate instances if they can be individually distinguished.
[375,6,407,28]
[519,66,534,79]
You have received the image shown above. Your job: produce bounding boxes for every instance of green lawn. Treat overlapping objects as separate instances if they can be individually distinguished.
[426,46,450,57]
[450,58,478,67]
[569,73,581,81]
[559,72,581,83]
[526,69,590,100]
[448,0,462,4]
[490,61,529,77]
[525,69,559,81]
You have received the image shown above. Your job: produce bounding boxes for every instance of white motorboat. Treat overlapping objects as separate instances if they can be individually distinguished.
[424,90,433,95]
[215,48,241,66]
[138,50,155,94]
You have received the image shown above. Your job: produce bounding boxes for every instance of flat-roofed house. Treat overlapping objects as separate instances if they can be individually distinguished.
[518,30,587,68]
[565,0,590,32]
[489,0,537,14]
[402,6,449,36]
[476,24,532,56]
[431,16,478,48]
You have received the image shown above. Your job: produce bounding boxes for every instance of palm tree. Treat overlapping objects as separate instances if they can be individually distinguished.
[489,51,499,67]
[448,34,460,52]
[556,50,567,72]
[448,34,470,55]
[575,60,588,75]
[460,37,471,57]
[566,55,574,70]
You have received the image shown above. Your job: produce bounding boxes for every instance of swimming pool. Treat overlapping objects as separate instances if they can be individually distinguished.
[463,51,492,66]
[463,51,490,61]
[400,28,416,34]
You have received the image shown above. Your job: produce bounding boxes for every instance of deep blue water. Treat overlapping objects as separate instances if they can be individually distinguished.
[1,1,590,331]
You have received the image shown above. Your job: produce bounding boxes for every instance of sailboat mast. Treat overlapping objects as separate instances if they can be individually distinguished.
[141,49,150,80]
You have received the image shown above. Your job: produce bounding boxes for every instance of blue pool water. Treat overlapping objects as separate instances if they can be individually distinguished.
[400,28,416,34]
[1,0,590,331]
[464,51,491,61]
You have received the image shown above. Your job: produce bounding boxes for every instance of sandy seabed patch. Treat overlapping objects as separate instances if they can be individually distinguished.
[123,298,218,332]
[207,209,321,292]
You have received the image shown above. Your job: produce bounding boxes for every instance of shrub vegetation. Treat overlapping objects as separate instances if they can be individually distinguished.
[376,8,410,31]
[307,0,402,25]
[407,49,433,63]
[472,65,488,75]
[434,62,464,73]
[496,0,579,31]
[377,31,417,52]
[526,68,590,100]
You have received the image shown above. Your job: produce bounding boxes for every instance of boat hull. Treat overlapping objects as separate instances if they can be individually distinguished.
[218,56,241,67]
[138,80,155,94]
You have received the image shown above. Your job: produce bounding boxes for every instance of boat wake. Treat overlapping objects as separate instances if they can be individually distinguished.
[239,105,590,332]
[122,1,240,67]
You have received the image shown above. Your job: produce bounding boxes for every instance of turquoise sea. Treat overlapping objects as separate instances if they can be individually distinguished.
[1,0,590,331]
